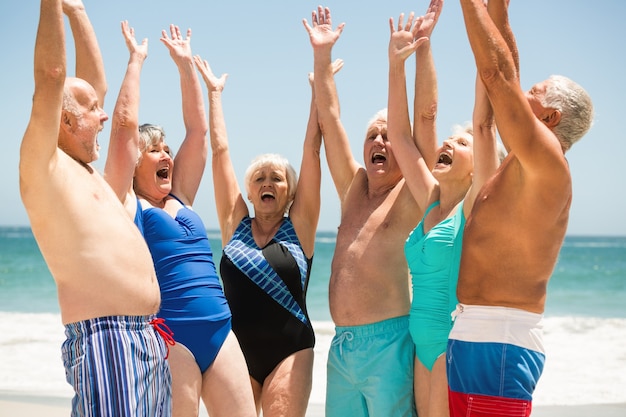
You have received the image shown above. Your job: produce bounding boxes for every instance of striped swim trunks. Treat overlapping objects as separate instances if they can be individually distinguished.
[62,315,172,416]
[446,304,545,417]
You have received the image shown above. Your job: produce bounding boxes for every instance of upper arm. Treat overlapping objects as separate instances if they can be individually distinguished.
[290,97,323,256]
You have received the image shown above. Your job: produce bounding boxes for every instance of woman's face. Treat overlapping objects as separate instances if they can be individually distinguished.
[247,164,290,216]
[134,141,174,201]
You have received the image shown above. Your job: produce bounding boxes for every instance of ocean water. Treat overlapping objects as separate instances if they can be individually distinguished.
[0,227,625,405]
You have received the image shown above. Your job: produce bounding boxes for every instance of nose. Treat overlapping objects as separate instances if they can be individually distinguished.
[100,108,109,122]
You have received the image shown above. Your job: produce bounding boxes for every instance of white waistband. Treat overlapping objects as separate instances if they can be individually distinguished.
[449,304,545,353]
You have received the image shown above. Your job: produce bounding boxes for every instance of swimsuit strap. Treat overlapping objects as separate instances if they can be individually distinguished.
[422,201,440,222]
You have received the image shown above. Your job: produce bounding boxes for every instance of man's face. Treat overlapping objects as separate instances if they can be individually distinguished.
[61,78,108,163]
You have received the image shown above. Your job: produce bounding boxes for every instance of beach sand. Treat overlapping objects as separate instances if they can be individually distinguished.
[1,392,624,417]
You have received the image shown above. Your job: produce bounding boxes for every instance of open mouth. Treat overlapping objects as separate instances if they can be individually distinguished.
[372,152,386,164]
[261,191,275,201]
[157,167,169,179]
[437,153,453,165]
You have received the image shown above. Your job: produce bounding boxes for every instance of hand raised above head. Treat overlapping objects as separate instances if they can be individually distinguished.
[414,0,443,41]
[121,20,148,61]
[302,5,345,50]
[161,24,193,63]
[194,55,228,93]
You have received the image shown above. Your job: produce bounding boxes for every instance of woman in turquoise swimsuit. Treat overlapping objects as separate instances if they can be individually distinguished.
[386,2,502,416]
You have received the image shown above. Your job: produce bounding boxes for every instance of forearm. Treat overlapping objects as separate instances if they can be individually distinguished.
[413,42,438,169]
[104,54,145,200]
[487,0,519,74]
[65,3,106,105]
[313,48,340,124]
[36,0,66,84]
[179,58,209,138]
[388,58,413,151]
[460,0,516,85]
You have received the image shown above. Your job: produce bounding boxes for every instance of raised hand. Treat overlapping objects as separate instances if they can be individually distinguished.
[194,55,228,93]
[388,12,422,63]
[160,24,192,64]
[415,0,443,41]
[302,5,345,50]
[121,20,148,61]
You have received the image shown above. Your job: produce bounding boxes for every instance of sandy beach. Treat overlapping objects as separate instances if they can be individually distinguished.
[0,392,625,416]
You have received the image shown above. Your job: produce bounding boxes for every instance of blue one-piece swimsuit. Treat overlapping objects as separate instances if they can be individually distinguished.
[220,216,315,384]
[135,195,232,373]
[405,201,465,371]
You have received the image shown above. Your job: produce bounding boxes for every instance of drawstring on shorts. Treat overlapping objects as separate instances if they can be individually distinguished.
[332,331,354,358]
[150,317,176,359]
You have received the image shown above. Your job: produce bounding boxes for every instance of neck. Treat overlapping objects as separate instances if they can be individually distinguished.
[252,216,283,247]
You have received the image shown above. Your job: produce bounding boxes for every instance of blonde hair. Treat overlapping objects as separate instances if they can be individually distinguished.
[244,154,298,213]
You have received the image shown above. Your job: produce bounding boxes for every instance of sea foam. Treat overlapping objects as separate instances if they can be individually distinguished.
[1,313,624,406]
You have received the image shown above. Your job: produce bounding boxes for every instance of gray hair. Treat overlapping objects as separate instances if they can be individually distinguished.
[62,87,80,117]
[244,153,298,214]
[542,75,594,151]
[367,108,388,128]
[137,124,174,162]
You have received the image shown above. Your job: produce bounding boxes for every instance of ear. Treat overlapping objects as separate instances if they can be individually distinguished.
[542,109,561,128]
[60,110,74,133]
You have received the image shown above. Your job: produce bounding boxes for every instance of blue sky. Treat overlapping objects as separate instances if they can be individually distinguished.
[3,1,625,236]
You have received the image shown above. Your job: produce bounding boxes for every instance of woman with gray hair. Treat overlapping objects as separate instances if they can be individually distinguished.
[194,54,342,417]
[104,23,255,417]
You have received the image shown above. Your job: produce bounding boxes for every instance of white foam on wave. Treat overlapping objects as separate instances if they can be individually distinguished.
[1,313,624,406]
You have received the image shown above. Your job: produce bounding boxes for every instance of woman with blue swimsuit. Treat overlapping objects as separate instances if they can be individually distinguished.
[386,2,502,416]
[104,24,255,417]
[194,55,341,417]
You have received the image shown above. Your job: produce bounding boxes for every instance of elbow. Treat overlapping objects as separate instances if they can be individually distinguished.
[418,101,438,123]
[112,109,139,132]
[35,64,66,86]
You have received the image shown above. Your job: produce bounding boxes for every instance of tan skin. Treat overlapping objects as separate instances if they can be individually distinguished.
[194,55,340,417]
[387,2,500,416]
[104,23,256,417]
[20,0,160,326]
[458,0,572,314]
[303,6,421,328]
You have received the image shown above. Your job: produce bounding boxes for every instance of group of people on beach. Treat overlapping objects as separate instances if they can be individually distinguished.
[20,0,593,416]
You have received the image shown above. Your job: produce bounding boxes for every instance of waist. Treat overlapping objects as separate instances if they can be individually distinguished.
[449,304,545,353]
[64,314,156,337]
[335,315,409,338]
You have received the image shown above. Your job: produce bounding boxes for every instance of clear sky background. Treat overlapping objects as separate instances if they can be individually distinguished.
[2,1,625,236]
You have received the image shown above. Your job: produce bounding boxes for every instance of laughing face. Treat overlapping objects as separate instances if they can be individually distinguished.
[247,164,291,216]
[432,132,474,181]
[363,119,400,180]
[134,140,174,202]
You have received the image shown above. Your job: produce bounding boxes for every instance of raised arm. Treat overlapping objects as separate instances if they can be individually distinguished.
[104,21,148,210]
[463,74,498,214]
[303,6,360,200]
[412,0,443,170]
[194,55,248,246]
[291,59,343,257]
[459,0,564,173]
[20,0,66,181]
[63,0,107,106]
[163,25,209,206]
[387,12,437,212]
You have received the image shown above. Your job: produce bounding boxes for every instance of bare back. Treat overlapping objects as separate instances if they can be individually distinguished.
[21,150,160,324]
[458,154,571,314]
[329,171,420,326]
